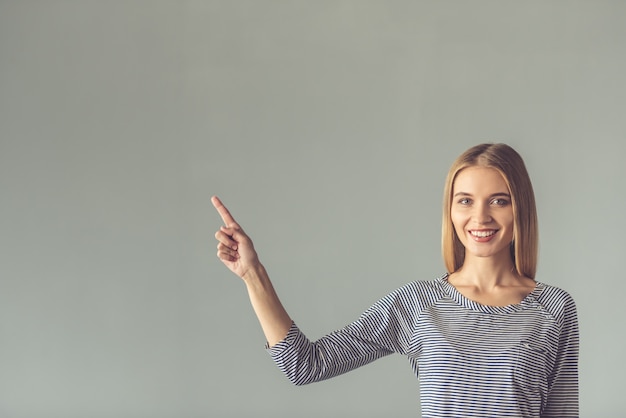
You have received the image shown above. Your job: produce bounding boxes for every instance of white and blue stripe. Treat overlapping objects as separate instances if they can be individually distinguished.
[267,274,578,417]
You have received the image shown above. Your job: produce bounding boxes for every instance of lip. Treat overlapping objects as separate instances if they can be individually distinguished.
[468,229,499,242]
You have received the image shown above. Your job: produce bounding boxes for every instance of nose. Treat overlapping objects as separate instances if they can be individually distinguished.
[473,202,492,224]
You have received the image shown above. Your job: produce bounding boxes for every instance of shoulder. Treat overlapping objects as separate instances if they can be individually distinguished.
[537,282,576,306]
[536,282,578,321]
[375,276,448,311]
[357,276,448,325]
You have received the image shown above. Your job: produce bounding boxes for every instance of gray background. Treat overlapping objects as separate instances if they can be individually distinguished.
[1,1,624,417]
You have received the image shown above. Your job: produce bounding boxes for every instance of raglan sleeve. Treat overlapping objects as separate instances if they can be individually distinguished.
[266,282,420,386]
[542,292,579,417]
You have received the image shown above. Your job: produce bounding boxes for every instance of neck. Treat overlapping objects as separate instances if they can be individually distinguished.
[454,253,517,289]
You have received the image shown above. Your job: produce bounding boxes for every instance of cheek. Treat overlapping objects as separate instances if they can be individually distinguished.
[502,213,515,240]
[450,211,466,235]
[503,210,515,229]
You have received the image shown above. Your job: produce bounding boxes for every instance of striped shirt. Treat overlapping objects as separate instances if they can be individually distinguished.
[267,274,579,417]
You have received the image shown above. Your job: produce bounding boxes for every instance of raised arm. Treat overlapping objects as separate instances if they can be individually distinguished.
[211,196,292,346]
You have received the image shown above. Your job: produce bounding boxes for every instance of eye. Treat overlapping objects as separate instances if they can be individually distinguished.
[457,198,472,205]
[491,198,509,206]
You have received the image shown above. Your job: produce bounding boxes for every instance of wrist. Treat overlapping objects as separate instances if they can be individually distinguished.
[241,263,268,286]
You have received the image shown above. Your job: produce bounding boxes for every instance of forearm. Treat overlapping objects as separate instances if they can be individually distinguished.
[243,264,292,347]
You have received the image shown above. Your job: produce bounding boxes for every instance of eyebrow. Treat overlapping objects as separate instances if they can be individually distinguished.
[453,192,511,198]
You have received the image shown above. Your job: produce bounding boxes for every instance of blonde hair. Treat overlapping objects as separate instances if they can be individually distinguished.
[442,143,538,279]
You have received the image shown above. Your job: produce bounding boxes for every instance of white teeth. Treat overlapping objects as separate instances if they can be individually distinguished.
[470,230,496,238]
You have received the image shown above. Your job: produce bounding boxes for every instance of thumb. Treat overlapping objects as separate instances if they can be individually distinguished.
[221,225,248,243]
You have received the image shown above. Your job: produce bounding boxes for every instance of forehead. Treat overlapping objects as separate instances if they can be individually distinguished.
[453,166,509,193]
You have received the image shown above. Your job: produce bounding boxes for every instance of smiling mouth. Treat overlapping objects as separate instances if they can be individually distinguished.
[469,230,498,238]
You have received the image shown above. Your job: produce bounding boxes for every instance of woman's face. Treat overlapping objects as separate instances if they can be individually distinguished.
[450,166,514,262]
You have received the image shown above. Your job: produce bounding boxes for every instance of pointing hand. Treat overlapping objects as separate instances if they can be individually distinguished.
[211,196,261,280]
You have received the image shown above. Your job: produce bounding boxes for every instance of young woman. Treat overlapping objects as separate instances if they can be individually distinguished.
[212,143,579,417]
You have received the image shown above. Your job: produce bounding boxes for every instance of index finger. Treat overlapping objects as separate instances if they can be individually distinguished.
[211,195,238,227]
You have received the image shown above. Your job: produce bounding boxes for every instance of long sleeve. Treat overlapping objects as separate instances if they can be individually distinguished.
[542,293,579,417]
[266,283,421,386]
